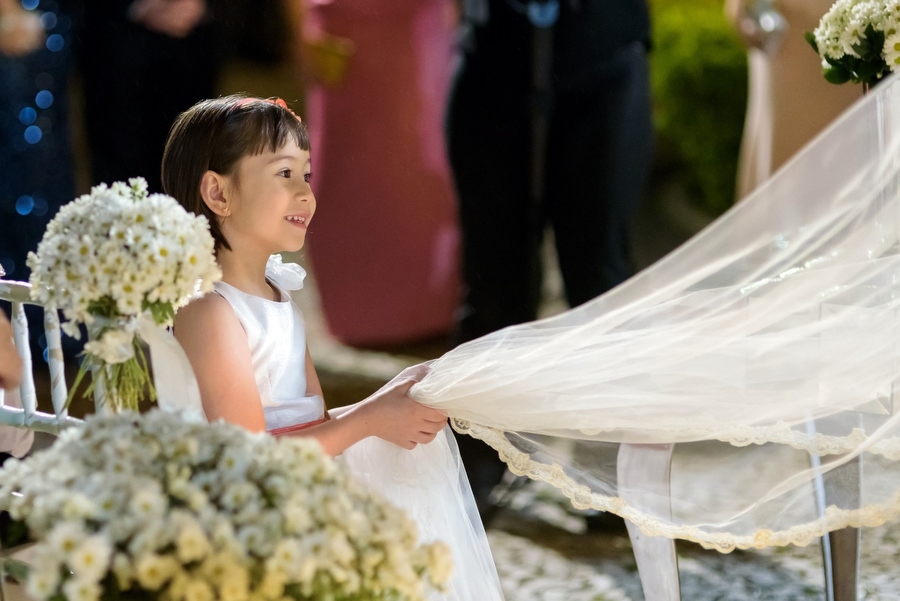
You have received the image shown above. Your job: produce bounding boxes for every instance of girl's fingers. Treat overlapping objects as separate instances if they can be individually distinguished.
[419,419,446,435]
[414,404,447,420]
[412,431,438,444]
[392,380,417,395]
[396,362,431,384]
[419,418,446,433]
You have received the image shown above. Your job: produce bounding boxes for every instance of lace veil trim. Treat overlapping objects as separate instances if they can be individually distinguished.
[453,420,900,553]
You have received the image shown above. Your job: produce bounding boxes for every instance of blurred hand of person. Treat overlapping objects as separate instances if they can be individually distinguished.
[281,0,355,88]
[0,311,22,391]
[724,0,787,54]
[129,0,207,39]
[726,0,768,48]
[298,34,356,88]
[0,2,45,57]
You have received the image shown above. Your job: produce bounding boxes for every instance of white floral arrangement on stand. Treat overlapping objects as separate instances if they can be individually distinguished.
[808,0,900,90]
[26,178,221,411]
[0,410,453,601]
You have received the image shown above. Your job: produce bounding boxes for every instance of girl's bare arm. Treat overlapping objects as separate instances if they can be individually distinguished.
[176,299,446,455]
[175,294,267,431]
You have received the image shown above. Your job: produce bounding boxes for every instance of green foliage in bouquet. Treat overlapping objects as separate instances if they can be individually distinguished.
[650,0,748,217]
[807,1,900,91]
[806,25,887,86]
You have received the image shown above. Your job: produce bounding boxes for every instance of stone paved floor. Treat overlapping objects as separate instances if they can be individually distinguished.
[486,480,900,600]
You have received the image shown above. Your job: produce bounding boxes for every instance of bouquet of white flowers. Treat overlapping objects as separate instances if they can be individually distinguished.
[0,410,453,601]
[26,178,221,411]
[808,0,900,90]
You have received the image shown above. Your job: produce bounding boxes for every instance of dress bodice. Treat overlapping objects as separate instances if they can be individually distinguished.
[213,256,324,431]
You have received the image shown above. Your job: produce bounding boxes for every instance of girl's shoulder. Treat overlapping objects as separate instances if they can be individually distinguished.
[174,291,240,337]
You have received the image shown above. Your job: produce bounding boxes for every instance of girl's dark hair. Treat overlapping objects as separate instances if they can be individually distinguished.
[161,95,311,252]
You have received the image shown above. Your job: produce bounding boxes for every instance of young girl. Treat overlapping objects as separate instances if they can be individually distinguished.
[162,95,503,600]
[164,96,447,454]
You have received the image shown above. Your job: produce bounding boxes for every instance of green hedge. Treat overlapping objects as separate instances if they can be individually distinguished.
[650,0,748,216]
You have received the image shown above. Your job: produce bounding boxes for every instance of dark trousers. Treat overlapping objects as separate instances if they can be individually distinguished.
[446,39,654,507]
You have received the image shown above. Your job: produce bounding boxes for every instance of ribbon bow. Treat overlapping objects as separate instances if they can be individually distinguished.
[266,254,307,291]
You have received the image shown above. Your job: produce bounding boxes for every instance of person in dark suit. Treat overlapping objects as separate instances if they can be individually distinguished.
[446,0,654,518]
[80,0,223,193]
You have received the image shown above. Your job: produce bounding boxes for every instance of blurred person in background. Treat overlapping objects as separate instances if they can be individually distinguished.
[727,0,858,197]
[0,0,75,282]
[80,0,223,192]
[445,0,653,518]
[0,266,34,464]
[1,0,77,365]
[0,288,22,392]
[284,0,461,347]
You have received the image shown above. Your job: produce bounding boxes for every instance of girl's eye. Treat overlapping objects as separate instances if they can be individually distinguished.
[278,169,292,178]
[304,172,312,183]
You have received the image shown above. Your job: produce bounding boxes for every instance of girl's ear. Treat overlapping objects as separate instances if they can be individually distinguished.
[199,171,231,217]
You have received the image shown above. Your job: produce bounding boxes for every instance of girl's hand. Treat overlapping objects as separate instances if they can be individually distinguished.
[356,379,448,450]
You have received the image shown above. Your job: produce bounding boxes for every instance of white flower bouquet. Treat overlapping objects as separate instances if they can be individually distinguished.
[0,410,453,601]
[26,178,221,411]
[808,0,900,90]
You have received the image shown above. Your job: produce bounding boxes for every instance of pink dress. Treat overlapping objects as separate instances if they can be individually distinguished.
[304,0,460,346]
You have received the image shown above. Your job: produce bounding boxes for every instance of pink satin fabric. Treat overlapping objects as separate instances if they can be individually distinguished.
[303,0,460,346]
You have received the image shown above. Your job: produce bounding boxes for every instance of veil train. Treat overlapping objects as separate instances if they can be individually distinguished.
[406,72,900,552]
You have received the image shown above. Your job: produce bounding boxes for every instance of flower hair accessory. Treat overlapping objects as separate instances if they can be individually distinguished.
[232,96,301,122]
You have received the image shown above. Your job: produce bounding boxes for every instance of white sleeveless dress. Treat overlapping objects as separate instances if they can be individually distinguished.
[212,255,504,601]
[213,263,324,431]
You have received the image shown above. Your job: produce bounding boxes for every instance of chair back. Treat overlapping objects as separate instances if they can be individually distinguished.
[0,280,80,434]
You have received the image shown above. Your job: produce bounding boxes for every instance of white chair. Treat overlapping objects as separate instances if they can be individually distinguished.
[0,280,81,435]
[618,442,860,601]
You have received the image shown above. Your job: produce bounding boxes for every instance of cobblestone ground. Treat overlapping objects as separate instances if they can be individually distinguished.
[487,480,900,600]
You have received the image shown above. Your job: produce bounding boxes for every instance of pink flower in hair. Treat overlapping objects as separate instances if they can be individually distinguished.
[233,97,301,122]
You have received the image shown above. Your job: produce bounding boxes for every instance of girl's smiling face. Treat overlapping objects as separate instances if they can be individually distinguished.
[221,139,316,255]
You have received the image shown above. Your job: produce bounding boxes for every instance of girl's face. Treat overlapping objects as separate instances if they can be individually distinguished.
[222,139,315,255]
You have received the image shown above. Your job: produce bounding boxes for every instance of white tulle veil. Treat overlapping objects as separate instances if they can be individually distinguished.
[407,73,900,552]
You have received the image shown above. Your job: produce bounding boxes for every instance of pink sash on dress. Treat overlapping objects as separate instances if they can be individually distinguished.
[268,415,329,437]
